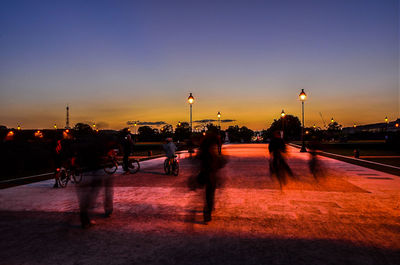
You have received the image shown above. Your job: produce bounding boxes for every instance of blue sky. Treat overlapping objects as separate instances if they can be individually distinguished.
[0,0,398,129]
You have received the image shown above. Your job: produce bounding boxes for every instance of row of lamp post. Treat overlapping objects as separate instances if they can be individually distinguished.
[281,89,307,152]
[187,92,222,132]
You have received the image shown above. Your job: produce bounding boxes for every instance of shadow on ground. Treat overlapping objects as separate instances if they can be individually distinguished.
[0,211,398,265]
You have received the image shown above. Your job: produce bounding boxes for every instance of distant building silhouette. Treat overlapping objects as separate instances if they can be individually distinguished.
[342,118,400,134]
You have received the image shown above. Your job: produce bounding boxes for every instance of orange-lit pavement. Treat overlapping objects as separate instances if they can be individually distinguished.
[0,144,399,265]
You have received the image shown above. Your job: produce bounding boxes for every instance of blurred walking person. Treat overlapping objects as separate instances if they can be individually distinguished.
[268,130,294,188]
[308,136,325,180]
[196,132,226,223]
[75,134,114,228]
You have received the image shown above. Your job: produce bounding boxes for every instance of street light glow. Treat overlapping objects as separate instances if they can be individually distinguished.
[299,89,306,101]
[385,116,388,123]
[188,93,194,104]
[217,111,221,118]
[281,109,286,118]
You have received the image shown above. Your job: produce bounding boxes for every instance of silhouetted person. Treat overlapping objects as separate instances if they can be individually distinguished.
[268,130,293,188]
[52,132,74,188]
[75,135,114,228]
[121,128,134,174]
[196,132,226,223]
[308,136,325,180]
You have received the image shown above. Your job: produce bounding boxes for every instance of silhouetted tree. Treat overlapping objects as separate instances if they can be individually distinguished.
[74,123,93,137]
[226,125,254,143]
[138,126,158,141]
[160,124,173,139]
[0,125,7,141]
[174,122,191,141]
[327,121,343,141]
[239,126,254,142]
[264,115,301,141]
[206,123,219,133]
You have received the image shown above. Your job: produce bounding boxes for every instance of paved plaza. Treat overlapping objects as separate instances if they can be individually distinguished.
[0,144,399,265]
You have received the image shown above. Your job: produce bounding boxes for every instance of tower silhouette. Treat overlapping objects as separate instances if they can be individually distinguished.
[66,105,70,129]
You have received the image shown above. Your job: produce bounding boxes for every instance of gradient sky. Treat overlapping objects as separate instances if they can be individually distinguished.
[0,0,398,130]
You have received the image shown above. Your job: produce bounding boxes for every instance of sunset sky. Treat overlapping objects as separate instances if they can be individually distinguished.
[0,0,398,130]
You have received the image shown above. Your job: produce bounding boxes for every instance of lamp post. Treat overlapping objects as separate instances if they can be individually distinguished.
[134,122,137,135]
[385,116,389,140]
[280,109,286,139]
[299,89,307,152]
[188,93,194,132]
[217,111,221,129]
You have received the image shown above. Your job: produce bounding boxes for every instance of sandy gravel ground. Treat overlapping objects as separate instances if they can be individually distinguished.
[0,144,399,265]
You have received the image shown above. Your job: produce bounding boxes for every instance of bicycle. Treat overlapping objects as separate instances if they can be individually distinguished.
[164,155,179,176]
[56,165,83,188]
[103,151,140,174]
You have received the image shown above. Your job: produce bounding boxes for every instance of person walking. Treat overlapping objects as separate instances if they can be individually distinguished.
[196,132,226,223]
[268,130,294,188]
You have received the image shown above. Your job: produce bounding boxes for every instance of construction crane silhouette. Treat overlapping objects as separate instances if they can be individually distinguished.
[319,112,327,129]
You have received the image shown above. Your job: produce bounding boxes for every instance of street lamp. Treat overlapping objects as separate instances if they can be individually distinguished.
[281,109,286,139]
[217,111,221,129]
[188,93,194,132]
[299,89,307,152]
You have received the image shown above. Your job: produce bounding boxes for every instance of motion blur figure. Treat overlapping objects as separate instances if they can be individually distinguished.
[268,130,294,189]
[75,134,114,229]
[308,136,325,180]
[195,131,226,223]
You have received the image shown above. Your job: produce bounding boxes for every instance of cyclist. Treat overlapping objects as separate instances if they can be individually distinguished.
[163,137,177,170]
[121,128,134,174]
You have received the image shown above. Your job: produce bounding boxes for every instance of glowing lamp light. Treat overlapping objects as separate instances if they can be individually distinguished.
[7,131,14,136]
[313,124,316,129]
[202,132,206,136]
[178,122,181,126]
[353,124,357,128]
[281,109,286,118]
[396,123,399,128]
[65,129,69,133]
[385,117,388,123]
[299,89,306,101]
[188,93,194,104]
[17,125,21,130]
[217,112,221,118]
[331,118,334,123]
[54,124,57,129]
[305,130,309,135]
[34,130,43,138]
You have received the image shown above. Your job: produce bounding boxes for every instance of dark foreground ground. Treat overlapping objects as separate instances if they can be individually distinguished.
[0,144,399,265]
